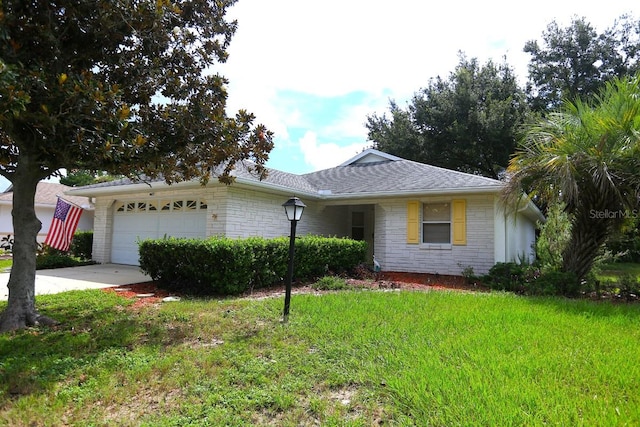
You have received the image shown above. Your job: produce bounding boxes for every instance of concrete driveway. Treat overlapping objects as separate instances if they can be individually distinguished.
[0,264,151,301]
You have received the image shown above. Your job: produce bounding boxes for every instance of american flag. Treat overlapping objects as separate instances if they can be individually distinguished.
[44,198,83,251]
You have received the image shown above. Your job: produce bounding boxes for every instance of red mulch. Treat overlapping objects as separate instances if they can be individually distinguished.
[102,282,173,308]
[102,272,486,308]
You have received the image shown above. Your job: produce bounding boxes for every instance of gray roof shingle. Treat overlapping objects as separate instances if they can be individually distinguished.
[67,150,503,198]
[302,159,502,195]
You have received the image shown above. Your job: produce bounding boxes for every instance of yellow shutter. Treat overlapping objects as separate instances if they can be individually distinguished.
[452,199,466,245]
[407,201,419,244]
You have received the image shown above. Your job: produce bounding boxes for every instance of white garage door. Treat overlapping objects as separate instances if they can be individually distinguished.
[111,199,207,265]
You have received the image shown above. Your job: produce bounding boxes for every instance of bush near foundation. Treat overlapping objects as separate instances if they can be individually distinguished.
[70,231,93,260]
[138,236,367,295]
[35,231,95,270]
[482,262,580,296]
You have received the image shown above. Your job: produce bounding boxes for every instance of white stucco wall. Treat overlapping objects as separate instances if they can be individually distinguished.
[504,213,537,264]
[494,200,538,265]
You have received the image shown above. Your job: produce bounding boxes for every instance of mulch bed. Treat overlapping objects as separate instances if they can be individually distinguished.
[102,282,173,308]
[102,272,486,308]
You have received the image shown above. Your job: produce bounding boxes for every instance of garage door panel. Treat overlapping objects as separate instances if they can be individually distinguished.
[111,200,206,265]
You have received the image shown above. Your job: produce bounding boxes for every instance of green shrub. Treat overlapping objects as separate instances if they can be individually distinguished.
[484,261,582,297]
[295,236,367,278]
[70,231,93,260]
[312,276,349,291]
[482,262,528,292]
[614,273,640,300]
[606,223,640,262]
[527,271,579,296]
[535,201,571,272]
[247,237,289,289]
[138,235,367,296]
[36,245,94,270]
[139,237,254,295]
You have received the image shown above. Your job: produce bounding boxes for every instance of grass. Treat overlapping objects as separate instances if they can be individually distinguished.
[0,258,11,273]
[1,286,640,426]
[597,262,640,283]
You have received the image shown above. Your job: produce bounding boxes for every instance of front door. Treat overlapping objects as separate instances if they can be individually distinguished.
[351,207,374,265]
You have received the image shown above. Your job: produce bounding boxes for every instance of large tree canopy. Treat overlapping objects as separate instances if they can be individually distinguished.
[0,0,273,332]
[525,15,640,112]
[366,55,528,179]
[504,75,640,281]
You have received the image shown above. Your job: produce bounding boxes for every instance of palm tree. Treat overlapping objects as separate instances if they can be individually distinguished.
[504,75,640,281]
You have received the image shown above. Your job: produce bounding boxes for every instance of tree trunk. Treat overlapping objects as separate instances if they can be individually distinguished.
[0,165,56,332]
[561,206,612,281]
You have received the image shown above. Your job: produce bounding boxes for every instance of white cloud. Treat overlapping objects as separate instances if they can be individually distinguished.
[223,0,634,99]
[329,94,392,139]
[219,0,636,173]
[298,131,369,171]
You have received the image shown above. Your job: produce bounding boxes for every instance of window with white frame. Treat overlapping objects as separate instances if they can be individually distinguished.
[114,199,207,213]
[422,202,451,244]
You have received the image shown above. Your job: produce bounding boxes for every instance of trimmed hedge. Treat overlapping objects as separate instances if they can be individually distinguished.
[138,236,367,295]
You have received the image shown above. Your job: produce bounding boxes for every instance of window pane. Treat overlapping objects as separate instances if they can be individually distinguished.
[423,223,451,244]
[423,203,450,221]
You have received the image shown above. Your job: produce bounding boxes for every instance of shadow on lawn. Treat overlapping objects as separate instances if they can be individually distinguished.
[523,293,640,319]
[0,290,186,400]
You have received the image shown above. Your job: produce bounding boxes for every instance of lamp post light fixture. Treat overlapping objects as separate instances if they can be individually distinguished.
[282,196,305,322]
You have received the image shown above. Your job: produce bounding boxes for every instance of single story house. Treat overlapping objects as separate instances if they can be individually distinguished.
[0,181,94,246]
[66,149,543,276]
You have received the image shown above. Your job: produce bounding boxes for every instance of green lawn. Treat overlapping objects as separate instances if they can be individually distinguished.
[1,287,639,425]
[597,262,640,283]
[0,258,11,273]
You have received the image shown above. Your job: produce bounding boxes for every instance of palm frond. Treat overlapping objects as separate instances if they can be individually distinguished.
[503,75,640,218]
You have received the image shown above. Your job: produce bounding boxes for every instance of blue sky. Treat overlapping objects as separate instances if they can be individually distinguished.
[262,90,390,173]
[1,0,636,191]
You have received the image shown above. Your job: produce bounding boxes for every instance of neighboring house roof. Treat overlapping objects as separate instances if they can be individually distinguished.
[0,182,94,209]
[66,149,504,199]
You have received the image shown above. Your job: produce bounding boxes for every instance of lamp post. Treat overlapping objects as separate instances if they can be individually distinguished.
[282,196,305,322]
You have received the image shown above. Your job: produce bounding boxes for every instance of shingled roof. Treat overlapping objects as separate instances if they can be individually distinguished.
[233,149,503,197]
[67,149,504,199]
[303,156,502,196]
